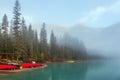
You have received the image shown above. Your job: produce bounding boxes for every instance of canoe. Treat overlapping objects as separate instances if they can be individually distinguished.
[0,64,47,74]
[21,63,44,68]
[0,65,17,70]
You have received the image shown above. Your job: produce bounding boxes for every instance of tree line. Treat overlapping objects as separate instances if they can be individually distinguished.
[0,0,87,62]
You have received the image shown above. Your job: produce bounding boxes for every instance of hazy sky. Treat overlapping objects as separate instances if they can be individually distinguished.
[0,0,120,28]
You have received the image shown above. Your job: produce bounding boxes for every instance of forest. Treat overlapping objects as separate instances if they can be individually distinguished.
[0,0,88,62]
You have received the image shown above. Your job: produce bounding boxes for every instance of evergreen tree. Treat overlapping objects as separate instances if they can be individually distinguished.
[33,30,39,61]
[28,24,34,57]
[1,14,9,53]
[10,20,13,37]
[13,0,23,61]
[2,14,9,34]
[9,20,14,53]
[0,23,2,53]
[50,30,57,61]
[21,18,27,35]
[21,17,28,61]
[40,23,48,61]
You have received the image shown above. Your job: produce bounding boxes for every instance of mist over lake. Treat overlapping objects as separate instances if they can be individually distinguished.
[0,0,120,80]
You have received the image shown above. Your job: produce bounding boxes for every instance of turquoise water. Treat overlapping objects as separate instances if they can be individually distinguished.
[1,60,120,80]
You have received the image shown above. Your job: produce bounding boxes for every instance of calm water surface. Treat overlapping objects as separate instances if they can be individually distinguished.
[1,60,120,80]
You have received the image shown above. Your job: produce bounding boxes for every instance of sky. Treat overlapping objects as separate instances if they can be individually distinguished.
[0,0,120,28]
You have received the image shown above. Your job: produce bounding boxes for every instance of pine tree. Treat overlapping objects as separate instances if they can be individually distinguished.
[2,14,9,34]
[10,20,13,37]
[21,18,27,61]
[33,30,39,61]
[0,23,2,53]
[21,18,27,36]
[28,24,34,57]
[1,14,9,53]
[13,0,23,61]
[50,30,57,61]
[40,22,48,61]
[9,20,14,54]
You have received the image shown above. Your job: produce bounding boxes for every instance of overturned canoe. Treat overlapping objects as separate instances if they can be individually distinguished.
[0,64,47,74]
[21,63,44,68]
[0,65,17,70]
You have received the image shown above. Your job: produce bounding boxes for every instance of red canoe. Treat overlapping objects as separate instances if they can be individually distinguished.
[21,63,44,68]
[0,65,17,70]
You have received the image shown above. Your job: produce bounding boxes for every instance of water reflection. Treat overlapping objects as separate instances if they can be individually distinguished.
[1,60,120,80]
[0,62,89,80]
[48,62,88,80]
[86,60,120,80]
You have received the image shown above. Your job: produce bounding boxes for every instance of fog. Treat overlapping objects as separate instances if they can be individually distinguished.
[33,22,120,58]
[68,23,120,58]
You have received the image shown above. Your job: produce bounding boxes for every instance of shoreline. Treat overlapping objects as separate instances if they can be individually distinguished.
[45,59,87,64]
[0,64,47,76]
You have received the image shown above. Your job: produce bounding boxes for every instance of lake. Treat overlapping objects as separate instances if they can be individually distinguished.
[1,60,120,80]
